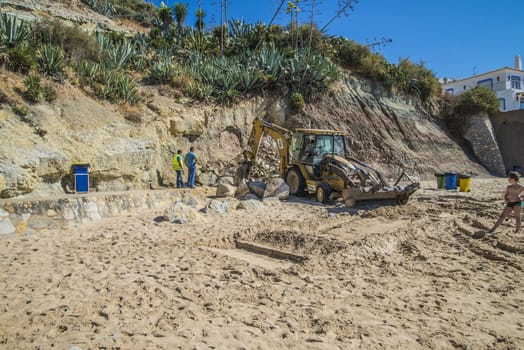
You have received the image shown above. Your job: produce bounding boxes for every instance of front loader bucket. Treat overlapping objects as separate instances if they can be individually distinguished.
[343,182,419,208]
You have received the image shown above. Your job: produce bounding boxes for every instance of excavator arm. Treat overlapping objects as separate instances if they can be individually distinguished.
[243,118,292,177]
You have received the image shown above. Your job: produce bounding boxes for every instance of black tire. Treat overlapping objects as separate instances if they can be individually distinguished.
[286,168,306,196]
[316,183,332,204]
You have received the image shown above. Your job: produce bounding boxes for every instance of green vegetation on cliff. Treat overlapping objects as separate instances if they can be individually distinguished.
[0,2,441,108]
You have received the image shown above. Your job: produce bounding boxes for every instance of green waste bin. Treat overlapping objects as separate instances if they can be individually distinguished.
[435,172,445,189]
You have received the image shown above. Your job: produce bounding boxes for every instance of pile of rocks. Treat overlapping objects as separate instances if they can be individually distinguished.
[215,177,289,201]
[159,177,290,224]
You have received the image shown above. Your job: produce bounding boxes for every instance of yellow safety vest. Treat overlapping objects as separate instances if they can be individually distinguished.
[172,154,183,170]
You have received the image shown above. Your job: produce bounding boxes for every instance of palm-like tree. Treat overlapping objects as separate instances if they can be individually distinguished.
[174,2,188,31]
[195,8,206,33]
[158,4,173,31]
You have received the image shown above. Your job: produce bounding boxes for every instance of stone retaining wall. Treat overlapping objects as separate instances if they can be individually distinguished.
[463,113,506,176]
[0,189,189,236]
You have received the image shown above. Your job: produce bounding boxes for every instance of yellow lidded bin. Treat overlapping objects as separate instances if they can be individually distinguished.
[459,174,471,192]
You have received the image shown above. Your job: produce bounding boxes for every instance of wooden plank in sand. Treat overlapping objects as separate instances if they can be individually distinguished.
[235,240,309,263]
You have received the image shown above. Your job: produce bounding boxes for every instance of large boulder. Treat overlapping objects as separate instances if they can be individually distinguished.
[163,201,198,224]
[263,177,290,200]
[215,183,236,197]
[237,199,264,210]
[202,199,231,214]
[235,180,251,199]
[180,195,199,208]
[217,176,235,186]
[248,181,266,199]
[243,193,261,201]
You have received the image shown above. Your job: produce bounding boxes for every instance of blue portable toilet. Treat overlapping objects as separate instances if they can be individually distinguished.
[444,172,457,190]
[72,163,90,193]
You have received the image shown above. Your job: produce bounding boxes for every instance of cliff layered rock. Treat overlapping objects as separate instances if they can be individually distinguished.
[1,0,138,33]
[286,77,488,176]
[0,69,489,198]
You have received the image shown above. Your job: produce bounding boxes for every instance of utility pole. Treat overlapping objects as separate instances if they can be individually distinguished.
[220,0,228,56]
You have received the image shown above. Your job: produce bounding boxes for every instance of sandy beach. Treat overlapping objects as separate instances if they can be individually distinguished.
[1,178,523,349]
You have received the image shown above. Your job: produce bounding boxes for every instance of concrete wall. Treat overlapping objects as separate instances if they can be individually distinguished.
[490,110,524,174]
[0,189,191,236]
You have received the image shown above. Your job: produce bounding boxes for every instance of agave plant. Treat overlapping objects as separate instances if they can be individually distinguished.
[96,66,114,85]
[254,45,284,79]
[104,40,134,69]
[200,57,239,91]
[238,68,262,92]
[150,58,177,84]
[281,51,339,97]
[96,32,113,51]
[131,32,148,54]
[0,14,30,48]
[80,0,115,17]
[182,30,217,56]
[74,60,100,83]
[37,45,65,78]
[129,54,147,71]
[24,74,46,103]
[110,73,138,103]
[186,81,214,101]
[6,41,36,74]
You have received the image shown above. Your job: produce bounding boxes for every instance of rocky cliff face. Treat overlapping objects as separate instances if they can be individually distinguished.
[284,78,487,177]
[1,0,137,33]
[0,70,488,198]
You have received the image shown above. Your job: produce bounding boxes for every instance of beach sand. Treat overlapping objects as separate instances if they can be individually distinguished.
[1,179,523,349]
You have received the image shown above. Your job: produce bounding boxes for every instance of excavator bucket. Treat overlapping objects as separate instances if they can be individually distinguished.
[342,182,419,208]
[340,159,420,208]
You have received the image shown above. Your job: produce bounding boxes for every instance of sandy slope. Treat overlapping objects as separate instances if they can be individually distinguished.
[0,179,523,349]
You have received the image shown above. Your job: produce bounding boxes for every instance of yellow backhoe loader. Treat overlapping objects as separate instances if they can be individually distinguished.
[241,118,419,207]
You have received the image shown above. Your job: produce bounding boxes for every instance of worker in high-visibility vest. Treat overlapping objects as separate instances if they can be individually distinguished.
[172,149,184,188]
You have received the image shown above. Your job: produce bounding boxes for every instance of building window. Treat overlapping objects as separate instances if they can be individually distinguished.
[463,85,466,90]
[477,78,493,90]
[511,76,521,89]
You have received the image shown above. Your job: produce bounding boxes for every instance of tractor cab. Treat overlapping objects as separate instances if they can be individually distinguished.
[290,129,348,178]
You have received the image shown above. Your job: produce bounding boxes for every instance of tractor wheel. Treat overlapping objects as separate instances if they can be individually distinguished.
[286,168,305,196]
[316,183,332,204]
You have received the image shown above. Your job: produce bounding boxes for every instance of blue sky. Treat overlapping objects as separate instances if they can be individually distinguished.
[147,0,524,79]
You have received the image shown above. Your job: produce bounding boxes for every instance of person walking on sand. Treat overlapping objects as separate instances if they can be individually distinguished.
[172,149,184,188]
[184,146,197,189]
[488,171,524,234]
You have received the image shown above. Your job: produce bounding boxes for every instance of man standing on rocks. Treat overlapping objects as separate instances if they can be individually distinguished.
[184,146,197,189]
[172,149,184,188]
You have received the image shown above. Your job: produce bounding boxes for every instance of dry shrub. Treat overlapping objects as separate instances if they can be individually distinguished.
[121,103,143,123]
[170,74,193,91]
[32,20,100,62]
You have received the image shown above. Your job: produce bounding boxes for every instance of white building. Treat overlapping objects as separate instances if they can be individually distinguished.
[441,55,524,112]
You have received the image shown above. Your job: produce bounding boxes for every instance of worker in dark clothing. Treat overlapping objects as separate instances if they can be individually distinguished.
[184,146,197,188]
